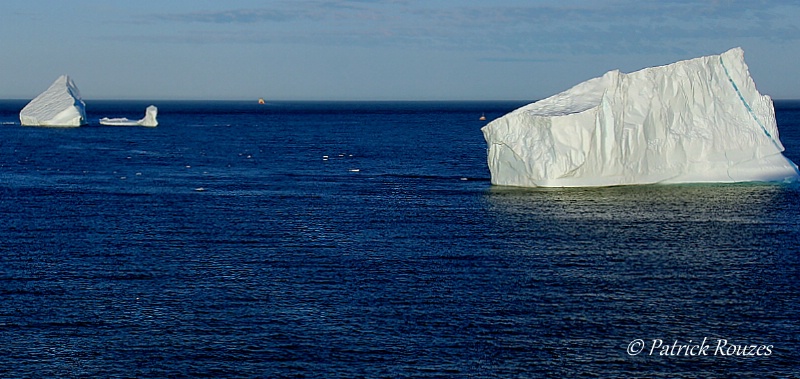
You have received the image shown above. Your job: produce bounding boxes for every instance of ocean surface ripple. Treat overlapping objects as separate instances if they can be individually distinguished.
[1,100,799,377]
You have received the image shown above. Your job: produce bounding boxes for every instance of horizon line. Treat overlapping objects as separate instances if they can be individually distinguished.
[1,98,539,103]
[4,97,800,102]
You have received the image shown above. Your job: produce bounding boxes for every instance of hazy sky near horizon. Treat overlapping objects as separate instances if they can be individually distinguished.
[2,0,800,101]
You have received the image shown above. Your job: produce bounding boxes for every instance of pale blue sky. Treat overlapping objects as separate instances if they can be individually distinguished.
[2,0,800,100]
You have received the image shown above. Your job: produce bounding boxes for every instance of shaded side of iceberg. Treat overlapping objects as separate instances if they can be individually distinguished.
[20,75,87,127]
[100,105,158,127]
[481,47,800,187]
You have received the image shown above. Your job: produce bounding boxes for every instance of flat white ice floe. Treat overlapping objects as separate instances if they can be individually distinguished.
[481,47,800,187]
[100,105,158,127]
[19,75,87,127]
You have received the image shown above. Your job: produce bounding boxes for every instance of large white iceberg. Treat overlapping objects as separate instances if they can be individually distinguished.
[482,47,800,187]
[19,75,87,127]
[99,105,158,127]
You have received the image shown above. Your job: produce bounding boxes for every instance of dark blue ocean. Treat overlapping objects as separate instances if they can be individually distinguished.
[1,100,799,378]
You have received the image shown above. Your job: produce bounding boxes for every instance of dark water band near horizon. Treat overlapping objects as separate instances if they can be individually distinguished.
[1,100,799,377]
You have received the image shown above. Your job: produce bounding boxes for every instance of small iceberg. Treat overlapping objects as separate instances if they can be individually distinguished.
[100,105,158,127]
[20,75,87,127]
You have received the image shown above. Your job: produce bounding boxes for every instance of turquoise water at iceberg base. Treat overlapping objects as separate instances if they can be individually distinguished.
[0,100,799,378]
